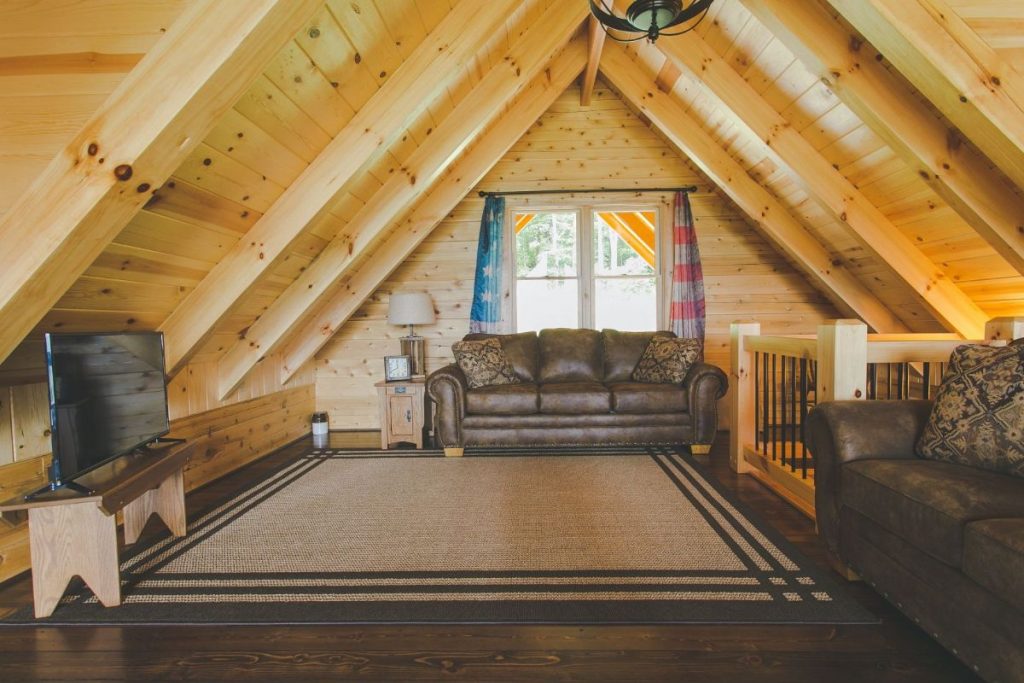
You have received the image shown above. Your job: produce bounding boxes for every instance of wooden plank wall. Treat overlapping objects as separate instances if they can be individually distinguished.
[314,82,841,429]
[0,384,314,583]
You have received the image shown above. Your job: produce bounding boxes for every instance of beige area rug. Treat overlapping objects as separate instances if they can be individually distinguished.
[10,446,874,624]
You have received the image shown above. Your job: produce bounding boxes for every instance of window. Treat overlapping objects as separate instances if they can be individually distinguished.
[511,206,660,332]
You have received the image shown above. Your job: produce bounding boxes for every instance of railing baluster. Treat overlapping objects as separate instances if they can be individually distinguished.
[800,357,808,480]
[780,353,787,468]
[771,353,777,462]
[762,351,770,457]
[789,356,797,472]
[922,362,931,400]
[754,352,761,452]
[868,363,877,400]
[896,363,905,400]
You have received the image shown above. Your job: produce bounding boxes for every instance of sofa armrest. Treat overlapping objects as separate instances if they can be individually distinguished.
[682,362,729,444]
[426,364,468,448]
[806,399,933,556]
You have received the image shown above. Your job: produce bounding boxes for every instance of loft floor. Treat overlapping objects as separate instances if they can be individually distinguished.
[0,434,979,682]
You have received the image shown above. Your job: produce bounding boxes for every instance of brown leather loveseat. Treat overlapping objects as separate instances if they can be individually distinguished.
[807,400,1024,682]
[426,328,727,454]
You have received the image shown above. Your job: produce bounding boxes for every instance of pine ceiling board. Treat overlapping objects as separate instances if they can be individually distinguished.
[920,234,1000,260]
[234,75,331,162]
[799,104,864,153]
[741,36,797,95]
[413,0,454,31]
[374,0,429,62]
[701,0,755,56]
[328,0,404,87]
[174,144,286,214]
[721,4,776,72]
[939,253,1021,284]
[144,181,258,240]
[296,5,380,116]
[86,244,213,288]
[54,275,190,315]
[816,124,888,169]
[960,277,1024,303]
[945,0,1024,68]
[779,82,842,134]
[204,108,307,189]
[32,310,165,337]
[263,40,356,138]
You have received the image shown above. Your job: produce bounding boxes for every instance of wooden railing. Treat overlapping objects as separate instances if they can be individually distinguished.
[729,318,1023,518]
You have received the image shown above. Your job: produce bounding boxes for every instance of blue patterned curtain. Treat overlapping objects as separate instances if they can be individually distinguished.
[470,195,505,333]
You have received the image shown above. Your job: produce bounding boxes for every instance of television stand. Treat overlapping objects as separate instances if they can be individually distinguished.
[23,479,94,500]
[0,441,194,618]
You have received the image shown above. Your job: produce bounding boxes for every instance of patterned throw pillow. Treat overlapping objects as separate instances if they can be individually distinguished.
[452,338,521,389]
[916,344,1024,478]
[632,336,702,384]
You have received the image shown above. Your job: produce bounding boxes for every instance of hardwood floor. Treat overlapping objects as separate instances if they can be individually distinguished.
[0,433,981,682]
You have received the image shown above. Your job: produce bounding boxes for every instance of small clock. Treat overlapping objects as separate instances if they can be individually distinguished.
[384,355,412,382]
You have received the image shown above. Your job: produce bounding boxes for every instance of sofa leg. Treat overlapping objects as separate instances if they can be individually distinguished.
[827,553,861,582]
[690,444,711,455]
[444,447,464,457]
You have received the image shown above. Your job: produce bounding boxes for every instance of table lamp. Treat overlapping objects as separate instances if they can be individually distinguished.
[387,290,435,377]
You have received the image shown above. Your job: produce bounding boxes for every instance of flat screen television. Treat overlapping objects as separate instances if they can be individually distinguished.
[42,331,170,492]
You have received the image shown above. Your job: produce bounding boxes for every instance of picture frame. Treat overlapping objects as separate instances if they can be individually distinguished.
[384,354,412,382]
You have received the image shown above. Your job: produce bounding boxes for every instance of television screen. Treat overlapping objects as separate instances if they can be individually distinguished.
[45,332,170,485]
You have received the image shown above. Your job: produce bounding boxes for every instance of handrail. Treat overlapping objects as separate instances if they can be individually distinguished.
[867,339,1004,364]
[744,335,817,359]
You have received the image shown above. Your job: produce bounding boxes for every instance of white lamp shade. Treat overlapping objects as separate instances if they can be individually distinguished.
[387,291,436,326]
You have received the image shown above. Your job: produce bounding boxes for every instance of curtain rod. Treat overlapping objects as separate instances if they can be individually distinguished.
[478,186,698,197]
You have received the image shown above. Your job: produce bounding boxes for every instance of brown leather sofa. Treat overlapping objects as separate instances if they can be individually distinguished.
[807,400,1024,682]
[426,328,727,453]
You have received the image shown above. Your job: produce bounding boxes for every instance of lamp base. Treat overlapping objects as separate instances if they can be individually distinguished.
[400,335,426,377]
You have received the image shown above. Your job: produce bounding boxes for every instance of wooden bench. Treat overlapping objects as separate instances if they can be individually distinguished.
[0,442,193,618]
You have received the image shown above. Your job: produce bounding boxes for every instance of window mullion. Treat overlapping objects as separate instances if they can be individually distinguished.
[579,206,593,329]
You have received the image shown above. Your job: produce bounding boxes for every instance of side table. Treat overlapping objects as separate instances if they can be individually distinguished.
[375,378,426,449]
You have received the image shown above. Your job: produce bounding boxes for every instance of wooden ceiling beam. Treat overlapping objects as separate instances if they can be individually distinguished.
[742,0,1024,278]
[654,26,987,338]
[216,4,590,398]
[581,15,607,106]
[0,0,321,366]
[827,0,1024,194]
[596,212,656,268]
[277,41,589,384]
[158,0,520,376]
[600,42,907,334]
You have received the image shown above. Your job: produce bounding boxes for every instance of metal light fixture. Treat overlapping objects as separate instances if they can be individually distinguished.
[590,0,715,43]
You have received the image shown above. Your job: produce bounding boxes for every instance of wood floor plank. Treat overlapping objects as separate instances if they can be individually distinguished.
[0,434,980,682]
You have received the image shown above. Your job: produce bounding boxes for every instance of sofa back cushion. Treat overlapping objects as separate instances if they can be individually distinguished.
[538,328,603,383]
[916,343,1024,478]
[463,331,539,382]
[602,329,674,383]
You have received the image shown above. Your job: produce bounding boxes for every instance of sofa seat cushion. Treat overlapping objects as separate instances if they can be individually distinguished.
[466,383,538,416]
[964,519,1024,614]
[609,382,688,414]
[538,382,610,414]
[843,459,1024,568]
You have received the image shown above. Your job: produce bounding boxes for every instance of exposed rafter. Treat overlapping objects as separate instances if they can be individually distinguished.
[581,15,607,106]
[827,0,1024,194]
[742,0,1024,278]
[158,0,520,376]
[215,2,589,398]
[654,24,988,338]
[277,41,590,384]
[0,0,322,366]
[599,42,907,334]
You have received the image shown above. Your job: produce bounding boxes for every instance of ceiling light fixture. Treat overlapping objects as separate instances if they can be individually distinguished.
[589,0,715,43]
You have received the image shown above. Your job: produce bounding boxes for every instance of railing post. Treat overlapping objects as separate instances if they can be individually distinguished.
[816,320,867,403]
[730,322,760,473]
[986,317,1024,342]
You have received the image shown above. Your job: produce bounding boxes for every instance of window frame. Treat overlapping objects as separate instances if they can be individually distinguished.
[500,195,674,333]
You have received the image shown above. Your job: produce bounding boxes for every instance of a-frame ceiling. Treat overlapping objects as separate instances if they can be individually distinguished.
[0,0,1022,397]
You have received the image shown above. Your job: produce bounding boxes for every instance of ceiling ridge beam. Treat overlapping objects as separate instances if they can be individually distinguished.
[654,23,987,337]
[599,42,907,334]
[741,0,1024,277]
[0,0,322,366]
[276,41,589,385]
[158,0,521,376]
[581,15,607,106]
[215,3,590,398]
[827,0,1024,194]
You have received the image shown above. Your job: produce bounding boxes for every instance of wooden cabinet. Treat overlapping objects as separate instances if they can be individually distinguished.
[375,379,426,449]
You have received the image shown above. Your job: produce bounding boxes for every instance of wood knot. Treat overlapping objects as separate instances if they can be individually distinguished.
[114,164,133,181]
[136,183,151,193]
[87,143,99,156]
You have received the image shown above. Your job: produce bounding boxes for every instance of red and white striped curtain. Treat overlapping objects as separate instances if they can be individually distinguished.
[669,191,706,346]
